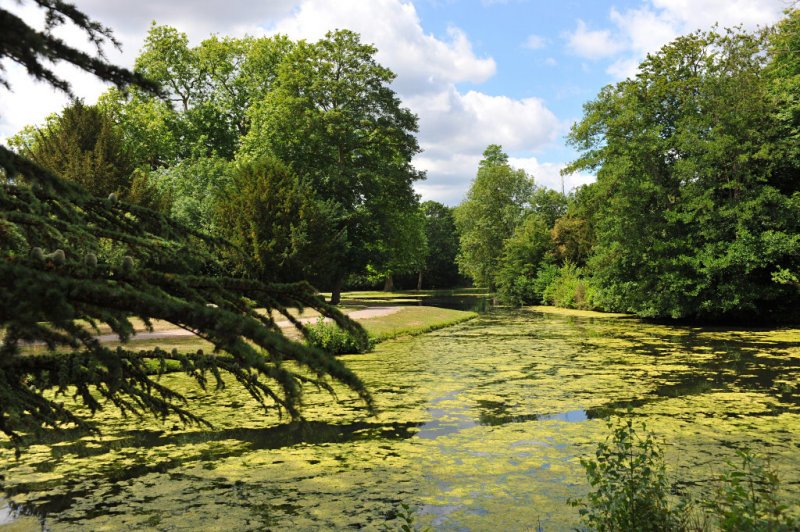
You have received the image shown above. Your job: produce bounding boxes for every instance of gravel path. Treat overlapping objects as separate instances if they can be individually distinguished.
[88,306,402,343]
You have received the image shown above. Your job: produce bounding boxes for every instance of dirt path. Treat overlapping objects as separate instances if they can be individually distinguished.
[89,306,402,343]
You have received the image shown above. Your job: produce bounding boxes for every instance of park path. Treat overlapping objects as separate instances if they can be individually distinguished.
[89,306,401,343]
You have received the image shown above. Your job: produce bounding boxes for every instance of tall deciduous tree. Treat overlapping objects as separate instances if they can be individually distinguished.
[565,25,800,320]
[240,29,424,304]
[454,145,534,290]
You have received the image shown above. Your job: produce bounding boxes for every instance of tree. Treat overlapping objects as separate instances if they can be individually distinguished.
[10,100,166,210]
[418,201,462,289]
[215,156,347,285]
[565,24,800,320]
[454,145,534,290]
[240,29,424,304]
[364,206,427,291]
[0,1,372,454]
[110,24,294,163]
[495,213,553,305]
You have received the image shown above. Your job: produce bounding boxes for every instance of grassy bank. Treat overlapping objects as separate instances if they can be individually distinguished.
[360,306,477,341]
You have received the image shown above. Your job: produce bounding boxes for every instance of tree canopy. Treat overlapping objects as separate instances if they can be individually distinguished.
[455,145,534,290]
[565,22,800,320]
[240,29,424,302]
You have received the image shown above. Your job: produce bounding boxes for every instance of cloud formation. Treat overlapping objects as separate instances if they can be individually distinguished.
[565,0,786,79]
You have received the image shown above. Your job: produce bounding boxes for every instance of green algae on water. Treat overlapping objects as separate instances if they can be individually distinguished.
[1,308,799,530]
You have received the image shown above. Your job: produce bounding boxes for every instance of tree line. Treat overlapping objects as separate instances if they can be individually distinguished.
[8,23,465,304]
[456,11,800,322]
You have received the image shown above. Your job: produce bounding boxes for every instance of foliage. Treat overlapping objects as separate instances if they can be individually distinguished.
[565,23,800,320]
[241,29,424,303]
[707,449,799,531]
[215,156,346,285]
[0,4,372,455]
[541,262,598,310]
[495,214,553,305]
[570,417,690,532]
[418,201,462,289]
[529,187,568,228]
[10,100,167,210]
[383,503,430,532]
[305,318,375,355]
[574,419,800,532]
[455,145,534,290]
[0,0,155,97]
[151,156,235,234]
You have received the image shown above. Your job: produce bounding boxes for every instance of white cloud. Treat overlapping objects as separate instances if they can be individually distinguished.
[563,0,787,79]
[509,157,594,194]
[523,34,547,50]
[266,0,560,204]
[651,0,783,31]
[564,20,626,59]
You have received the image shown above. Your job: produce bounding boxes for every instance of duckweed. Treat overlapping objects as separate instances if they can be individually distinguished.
[1,308,798,530]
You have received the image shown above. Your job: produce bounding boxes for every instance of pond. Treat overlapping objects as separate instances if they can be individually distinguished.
[1,308,799,530]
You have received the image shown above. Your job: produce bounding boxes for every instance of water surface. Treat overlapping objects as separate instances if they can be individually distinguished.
[1,308,799,530]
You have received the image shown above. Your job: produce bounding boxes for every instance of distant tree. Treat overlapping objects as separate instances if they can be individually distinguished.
[240,29,424,304]
[495,213,553,305]
[0,1,371,455]
[550,183,600,267]
[454,145,534,290]
[529,187,568,228]
[365,206,427,291]
[418,201,462,289]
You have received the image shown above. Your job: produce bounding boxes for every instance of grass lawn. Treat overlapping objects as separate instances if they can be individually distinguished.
[359,306,477,341]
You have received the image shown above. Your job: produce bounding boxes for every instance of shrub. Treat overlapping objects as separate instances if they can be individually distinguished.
[573,418,799,532]
[570,417,690,531]
[541,262,598,309]
[305,318,374,355]
[707,449,799,532]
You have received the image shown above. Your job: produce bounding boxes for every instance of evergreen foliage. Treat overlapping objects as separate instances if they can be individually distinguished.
[0,2,372,456]
[11,100,167,210]
[0,149,372,454]
[0,0,156,97]
[215,156,347,285]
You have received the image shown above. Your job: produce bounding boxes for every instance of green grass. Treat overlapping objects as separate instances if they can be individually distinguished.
[360,306,477,341]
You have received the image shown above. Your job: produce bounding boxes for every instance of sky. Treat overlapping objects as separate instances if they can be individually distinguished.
[0,0,792,205]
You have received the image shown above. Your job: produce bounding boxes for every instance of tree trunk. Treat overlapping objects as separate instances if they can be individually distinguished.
[383,274,394,292]
[330,276,343,305]
[416,271,423,291]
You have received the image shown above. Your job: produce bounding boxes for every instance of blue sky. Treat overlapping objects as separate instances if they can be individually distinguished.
[0,0,790,205]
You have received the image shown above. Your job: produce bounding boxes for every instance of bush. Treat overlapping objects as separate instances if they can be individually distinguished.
[708,449,799,532]
[305,318,374,355]
[541,262,598,309]
[570,418,689,531]
[573,418,799,532]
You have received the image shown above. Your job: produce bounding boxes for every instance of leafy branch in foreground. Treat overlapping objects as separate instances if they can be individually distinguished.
[0,146,373,455]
